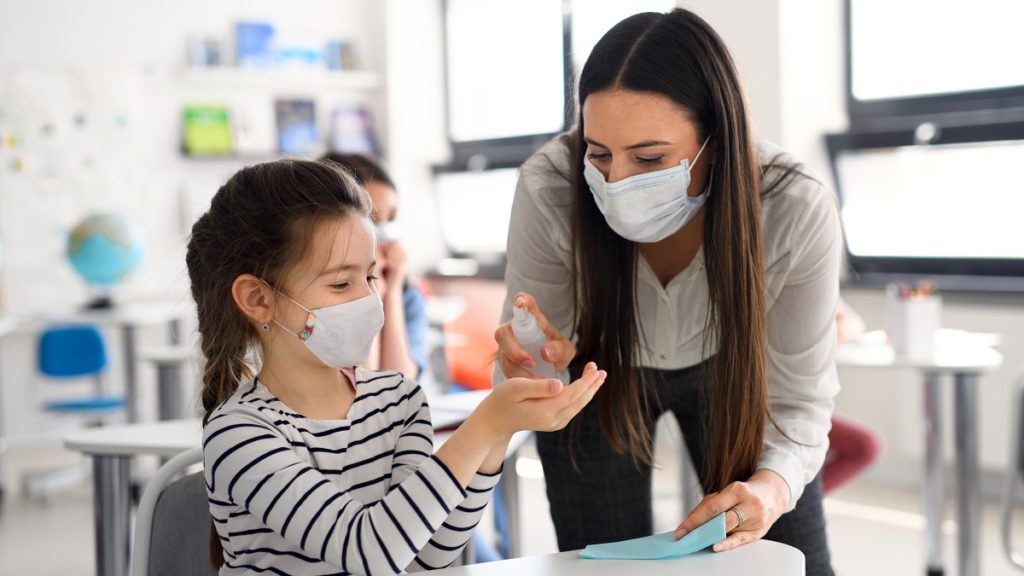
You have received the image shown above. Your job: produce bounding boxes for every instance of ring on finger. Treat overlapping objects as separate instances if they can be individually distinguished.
[729,507,745,527]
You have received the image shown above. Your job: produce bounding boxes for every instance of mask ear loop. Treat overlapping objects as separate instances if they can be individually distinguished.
[689,137,711,172]
[260,278,318,341]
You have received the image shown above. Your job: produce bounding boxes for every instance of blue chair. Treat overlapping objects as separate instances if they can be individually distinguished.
[23,326,123,501]
[38,325,122,413]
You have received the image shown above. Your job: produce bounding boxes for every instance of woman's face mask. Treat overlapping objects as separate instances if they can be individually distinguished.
[584,137,711,243]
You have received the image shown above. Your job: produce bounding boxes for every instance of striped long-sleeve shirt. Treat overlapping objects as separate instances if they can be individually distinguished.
[203,368,501,575]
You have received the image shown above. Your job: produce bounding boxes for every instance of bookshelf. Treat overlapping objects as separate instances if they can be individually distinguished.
[177,66,384,161]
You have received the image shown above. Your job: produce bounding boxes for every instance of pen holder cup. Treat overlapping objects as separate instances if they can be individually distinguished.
[886,294,942,362]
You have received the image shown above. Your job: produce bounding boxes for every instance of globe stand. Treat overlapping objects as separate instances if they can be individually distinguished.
[81,285,115,310]
[84,294,114,310]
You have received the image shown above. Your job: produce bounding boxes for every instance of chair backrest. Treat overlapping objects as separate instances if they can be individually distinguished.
[132,447,216,576]
[38,325,108,377]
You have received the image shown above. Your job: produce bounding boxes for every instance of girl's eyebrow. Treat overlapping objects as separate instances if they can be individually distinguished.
[319,263,358,277]
[320,260,377,277]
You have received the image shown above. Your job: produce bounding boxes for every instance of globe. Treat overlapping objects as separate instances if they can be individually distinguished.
[67,213,146,307]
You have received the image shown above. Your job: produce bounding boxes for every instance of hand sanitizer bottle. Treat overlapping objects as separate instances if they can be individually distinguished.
[511,305,558,379]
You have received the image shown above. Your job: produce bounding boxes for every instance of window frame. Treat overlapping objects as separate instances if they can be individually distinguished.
[843,0,1024,130]
[825,119,1024,292]
[438,0,574,171]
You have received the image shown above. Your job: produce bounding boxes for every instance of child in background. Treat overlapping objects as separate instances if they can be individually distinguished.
[186,159,606,575]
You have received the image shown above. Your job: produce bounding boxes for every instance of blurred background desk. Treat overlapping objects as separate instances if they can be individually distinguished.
[835,329,1002,576]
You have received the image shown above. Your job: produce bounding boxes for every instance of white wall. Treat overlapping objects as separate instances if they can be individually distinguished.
[381,0,451,276]
[681,0,783,145]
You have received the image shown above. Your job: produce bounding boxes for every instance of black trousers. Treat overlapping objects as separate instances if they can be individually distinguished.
[536,361,834,576]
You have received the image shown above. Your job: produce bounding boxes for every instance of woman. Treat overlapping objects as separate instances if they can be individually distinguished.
[493,9,840,574]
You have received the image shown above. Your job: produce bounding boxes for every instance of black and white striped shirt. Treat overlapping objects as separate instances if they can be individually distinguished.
[203,368,501,575]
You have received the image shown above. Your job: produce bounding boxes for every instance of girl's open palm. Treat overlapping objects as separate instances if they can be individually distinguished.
[483,361,606,434]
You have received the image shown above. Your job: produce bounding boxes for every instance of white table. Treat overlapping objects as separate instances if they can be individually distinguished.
[835,329,1003,576]
[65,391,527,576]
[136,346,195,421]
[422,540,805,575]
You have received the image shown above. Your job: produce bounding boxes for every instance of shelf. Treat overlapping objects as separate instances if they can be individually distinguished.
[179,67,381,91]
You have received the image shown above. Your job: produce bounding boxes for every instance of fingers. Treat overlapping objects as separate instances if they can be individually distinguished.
[712,530,757,553]
[540,338,577,371]
[674,491,738,539]
[494,323,536,377]
[551,363,605,426]
[503,377,564,401]
[513,292,575,356]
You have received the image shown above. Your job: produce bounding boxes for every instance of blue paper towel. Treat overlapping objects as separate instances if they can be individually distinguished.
[579,512,727,560]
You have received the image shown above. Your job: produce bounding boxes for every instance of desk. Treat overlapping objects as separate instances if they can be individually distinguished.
[422,540,805,575]
[65,391,527,576]
[835,329,1002,576]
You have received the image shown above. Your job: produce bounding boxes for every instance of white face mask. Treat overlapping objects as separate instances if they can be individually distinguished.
[374,221,400,245]
[583,137,711,243]
[264,281,384,369]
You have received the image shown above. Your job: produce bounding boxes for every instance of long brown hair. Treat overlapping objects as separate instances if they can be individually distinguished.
[185,159,369,568]
[571,8,802,493]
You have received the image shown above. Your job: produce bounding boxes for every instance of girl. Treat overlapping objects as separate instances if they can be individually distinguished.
[493,8,840,575]
[186,159,605,575]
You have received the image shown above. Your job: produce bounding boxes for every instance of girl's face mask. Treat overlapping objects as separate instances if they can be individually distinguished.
[264,280,384,369]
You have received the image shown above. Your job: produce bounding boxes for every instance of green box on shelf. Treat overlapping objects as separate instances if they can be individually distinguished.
[183,105,233,156]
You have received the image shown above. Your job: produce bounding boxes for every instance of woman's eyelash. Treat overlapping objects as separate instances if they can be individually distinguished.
[586,152,610,161]
[636,156,664,166]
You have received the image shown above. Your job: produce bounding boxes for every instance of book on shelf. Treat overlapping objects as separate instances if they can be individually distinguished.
[329,105,379,156]
[325,41,359,71]
[182,105,233,156]
[275,98,318,155]
[236,21,276,68]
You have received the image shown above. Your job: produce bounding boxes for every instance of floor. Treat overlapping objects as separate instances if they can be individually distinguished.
[2,430,1024,576]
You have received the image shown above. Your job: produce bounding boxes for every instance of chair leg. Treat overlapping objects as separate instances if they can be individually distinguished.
[1003,376,1024,571]
[1005,477,1024,570]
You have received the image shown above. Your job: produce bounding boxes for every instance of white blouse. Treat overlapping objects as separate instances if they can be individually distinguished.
[494,135,842,511]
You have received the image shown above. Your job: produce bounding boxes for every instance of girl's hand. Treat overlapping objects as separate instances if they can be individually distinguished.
[479,361,606,435]
[673,469,790,552]
[494,292,577,379]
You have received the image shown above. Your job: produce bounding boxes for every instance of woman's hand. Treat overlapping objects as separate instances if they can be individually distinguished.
[494,292,577,379]
[673,469,790,552]
[477,362,606,435]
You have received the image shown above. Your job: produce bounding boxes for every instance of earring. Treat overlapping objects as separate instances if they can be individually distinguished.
[261,323,269,331]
